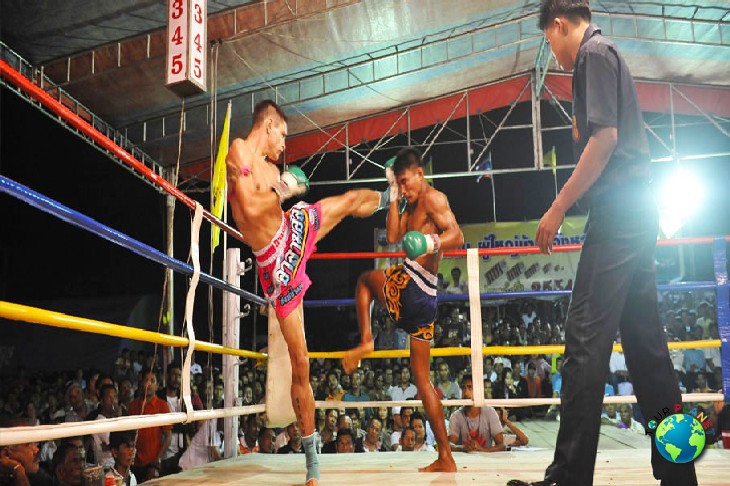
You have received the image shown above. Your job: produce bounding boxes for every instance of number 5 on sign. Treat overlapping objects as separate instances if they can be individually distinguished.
[166,0,207,97]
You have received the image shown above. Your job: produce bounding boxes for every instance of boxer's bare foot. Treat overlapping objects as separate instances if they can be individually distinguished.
[304,479,319,486]
[342,341,374,374]
[418,457,457,473]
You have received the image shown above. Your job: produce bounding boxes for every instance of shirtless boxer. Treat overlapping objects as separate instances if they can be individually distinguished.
[343,147,463,472]
[226,100,387,485]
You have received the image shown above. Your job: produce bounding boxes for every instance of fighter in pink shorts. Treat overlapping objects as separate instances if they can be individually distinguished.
[226,99,388,486]
[253,201,322,318]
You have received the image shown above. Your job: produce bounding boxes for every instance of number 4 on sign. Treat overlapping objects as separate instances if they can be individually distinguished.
[172,27,183,46]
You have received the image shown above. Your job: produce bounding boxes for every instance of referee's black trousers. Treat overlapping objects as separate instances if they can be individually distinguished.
[545,196,697,486]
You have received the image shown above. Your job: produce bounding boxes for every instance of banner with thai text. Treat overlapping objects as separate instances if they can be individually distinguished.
[374,216,587,294]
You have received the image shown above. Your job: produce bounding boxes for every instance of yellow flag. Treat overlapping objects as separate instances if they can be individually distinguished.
[544,146,557,175]
[211,102,232,251]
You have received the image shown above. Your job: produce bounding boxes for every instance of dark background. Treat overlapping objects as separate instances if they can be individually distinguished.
[2,85,729,367]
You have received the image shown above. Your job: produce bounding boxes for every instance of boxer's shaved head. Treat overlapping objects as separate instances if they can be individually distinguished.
[252,99,287,129]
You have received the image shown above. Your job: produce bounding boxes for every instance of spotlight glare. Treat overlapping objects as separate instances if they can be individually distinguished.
[658,168,703,238]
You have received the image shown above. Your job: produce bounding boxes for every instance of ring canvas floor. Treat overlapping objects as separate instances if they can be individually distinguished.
[145,421,729,485]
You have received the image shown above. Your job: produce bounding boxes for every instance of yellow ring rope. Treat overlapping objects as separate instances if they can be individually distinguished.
[0,301,265,360]
[1,301,719,362]
[308,339,720,359]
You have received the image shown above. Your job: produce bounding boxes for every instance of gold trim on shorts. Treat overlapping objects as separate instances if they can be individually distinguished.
[384,264,408,322]
[410,322,434,342]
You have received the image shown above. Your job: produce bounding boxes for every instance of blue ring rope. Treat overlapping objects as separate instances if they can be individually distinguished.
[305,246,730,400]
[303,283,718,307]
[0,175,266,306]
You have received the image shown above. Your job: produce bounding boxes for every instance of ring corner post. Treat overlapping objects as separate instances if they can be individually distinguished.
[712,237,730,402]
[223,247,241,458]
[467,247,485,407]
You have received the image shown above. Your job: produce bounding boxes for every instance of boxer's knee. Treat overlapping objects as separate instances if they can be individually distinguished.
[358,270,385,298]
[356,271,373,291]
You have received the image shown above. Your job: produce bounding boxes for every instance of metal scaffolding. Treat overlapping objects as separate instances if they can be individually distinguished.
[0,42,167,194]
[128,8,729,157]
[242,73,728,188]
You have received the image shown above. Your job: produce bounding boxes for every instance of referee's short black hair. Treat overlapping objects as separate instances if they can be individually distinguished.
[538,0,592,30]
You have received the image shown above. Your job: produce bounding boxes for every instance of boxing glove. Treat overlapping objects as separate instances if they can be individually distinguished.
[403,231,441,260]
[274,166,309,201]
[385,156,398,203]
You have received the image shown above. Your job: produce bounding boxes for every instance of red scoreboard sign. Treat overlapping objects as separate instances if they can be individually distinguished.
[166,0,207,96]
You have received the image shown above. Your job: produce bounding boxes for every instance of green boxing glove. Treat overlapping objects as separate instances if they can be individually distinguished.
[385,156,398,203]
[275,165,309,201]
[402,230,441,260]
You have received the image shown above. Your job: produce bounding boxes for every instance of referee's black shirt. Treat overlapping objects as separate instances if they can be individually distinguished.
[571,25,650,208]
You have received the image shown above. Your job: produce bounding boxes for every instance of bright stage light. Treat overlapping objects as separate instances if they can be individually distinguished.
[658,168,703,238]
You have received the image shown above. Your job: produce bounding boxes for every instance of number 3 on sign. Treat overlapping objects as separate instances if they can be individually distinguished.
[171,0,183,19]
[194,3,203,23]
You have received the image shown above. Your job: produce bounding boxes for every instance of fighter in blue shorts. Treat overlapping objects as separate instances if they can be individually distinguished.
[382,258,438,342]
[343,147,464,473]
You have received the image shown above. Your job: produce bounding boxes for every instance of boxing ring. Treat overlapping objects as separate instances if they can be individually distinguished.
[1,58,730,485]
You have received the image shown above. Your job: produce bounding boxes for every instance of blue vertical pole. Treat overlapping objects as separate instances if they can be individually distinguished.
[713,237,729,401]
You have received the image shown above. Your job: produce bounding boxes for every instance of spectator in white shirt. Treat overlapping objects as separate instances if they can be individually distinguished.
[600,403,621,425]
[521,303,537,328]
[389,368,418,416]
[617,404,645,434]
[178,418,221,470]
[445,267,467,294]
[609,348,629,392]
[92,384,119,469]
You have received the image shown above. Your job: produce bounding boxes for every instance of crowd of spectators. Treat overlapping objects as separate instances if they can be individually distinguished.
[0,290,727,484]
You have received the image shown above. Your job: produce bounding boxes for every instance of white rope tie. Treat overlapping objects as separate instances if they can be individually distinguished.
[181,203,203,423]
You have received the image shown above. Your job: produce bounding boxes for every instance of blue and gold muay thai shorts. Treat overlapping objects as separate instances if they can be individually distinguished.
[383,258,437,341]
